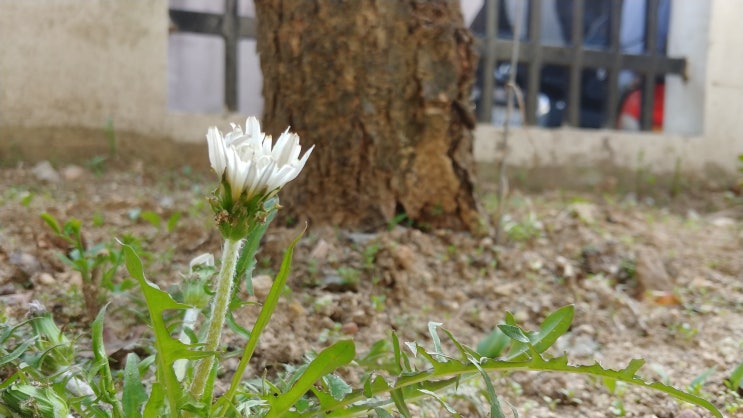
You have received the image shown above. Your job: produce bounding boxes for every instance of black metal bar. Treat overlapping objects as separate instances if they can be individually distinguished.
[169,10,256,38]
[224,0,238,111]
[567,0,584,127]
[169,6,257,112]
[482,40,685,76]
[526,0,542,125]
[641,0,659,130]
[479,0,497,122]
[605,0,622,129]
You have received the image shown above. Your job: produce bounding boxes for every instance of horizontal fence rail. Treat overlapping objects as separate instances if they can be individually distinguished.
[169,0,256,112]
[170,0,687,131]
[474,0,687,131]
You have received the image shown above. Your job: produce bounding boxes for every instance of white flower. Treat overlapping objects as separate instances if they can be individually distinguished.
[207,117,313,202]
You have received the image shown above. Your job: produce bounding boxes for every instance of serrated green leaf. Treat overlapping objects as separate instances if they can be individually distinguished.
[727,361,743,389]
[139,211,161,228]
[123,243,210,417]
[620,358,645,379]
[390,388,412,418]
[324,374,352,401]
[166,212,181,233]
[40,213,62,235]
[477,326,511,359]
[532,305,574,353]
[428,322,444,360]
[265,340,355,417]
[498,324,529,343]
[122,353,146,418]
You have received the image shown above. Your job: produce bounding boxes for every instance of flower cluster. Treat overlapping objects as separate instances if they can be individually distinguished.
[207,117,313,203]
[206,117,312,238]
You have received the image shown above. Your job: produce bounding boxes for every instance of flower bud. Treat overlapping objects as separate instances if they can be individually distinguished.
[1,383,69,418]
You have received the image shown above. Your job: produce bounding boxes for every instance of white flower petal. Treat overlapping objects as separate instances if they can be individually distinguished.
[206,127,227,176]
[245,117,262,139]
[206,118,312,201]
[272,130,297,166]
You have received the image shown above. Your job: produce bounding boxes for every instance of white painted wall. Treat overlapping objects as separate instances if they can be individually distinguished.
[0,0,740,179]
[167,0,263,115]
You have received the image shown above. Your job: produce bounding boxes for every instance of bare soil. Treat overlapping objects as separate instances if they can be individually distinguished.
[1,160,742,417]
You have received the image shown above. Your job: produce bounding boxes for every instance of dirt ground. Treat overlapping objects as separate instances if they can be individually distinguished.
[1,159,742,417]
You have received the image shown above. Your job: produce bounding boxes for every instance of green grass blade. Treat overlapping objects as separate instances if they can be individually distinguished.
[468,357,505,418]
[91,304,124,417]
[391,332,409,373]
[122,353,146,418]
[234,198,278,290]
[219,225,305,410]
[727,361,743,389]
[0,339,35,367]
[390,388,412,418]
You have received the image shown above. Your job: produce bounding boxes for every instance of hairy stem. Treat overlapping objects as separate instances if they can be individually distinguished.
[190,237,243,401]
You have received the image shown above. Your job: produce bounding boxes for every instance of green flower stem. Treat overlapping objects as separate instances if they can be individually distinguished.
[190,237,244,401]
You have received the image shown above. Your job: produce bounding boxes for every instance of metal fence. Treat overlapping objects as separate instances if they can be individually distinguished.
[475,0,686,130]
[169,0,255,112]
[169,0,687,130]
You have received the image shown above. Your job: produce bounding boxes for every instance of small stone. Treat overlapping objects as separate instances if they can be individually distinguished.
[350,310,370,325]
[635,247,674,293]
[341,322,358,335]
[31,161,61,183]
[493,282,519,296]
[556,256,575,278]
[479,237,494,248]
[710,217,735,227]
[674,410,700,418]
[251,275,273,299]
[58,271,83,288]
[392,245,416,271]
[287,300,307,318]
[9,252,41,278]
[309,239,330,261]
[60,165,86,181]
[345,232,377,244]
[569,202,599,224]
[320,275,358,292]
[158,196,175,209]
[36,272,56,286]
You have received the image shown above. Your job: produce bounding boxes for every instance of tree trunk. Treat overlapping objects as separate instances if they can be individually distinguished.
[255,0,481,232]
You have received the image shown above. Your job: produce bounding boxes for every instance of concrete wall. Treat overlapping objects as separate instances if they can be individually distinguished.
[0,0,239,146]
[475,0,743,184]
[0,0,741,185]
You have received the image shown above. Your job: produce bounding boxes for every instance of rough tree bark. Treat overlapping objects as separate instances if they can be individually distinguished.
[255,0,481,232]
